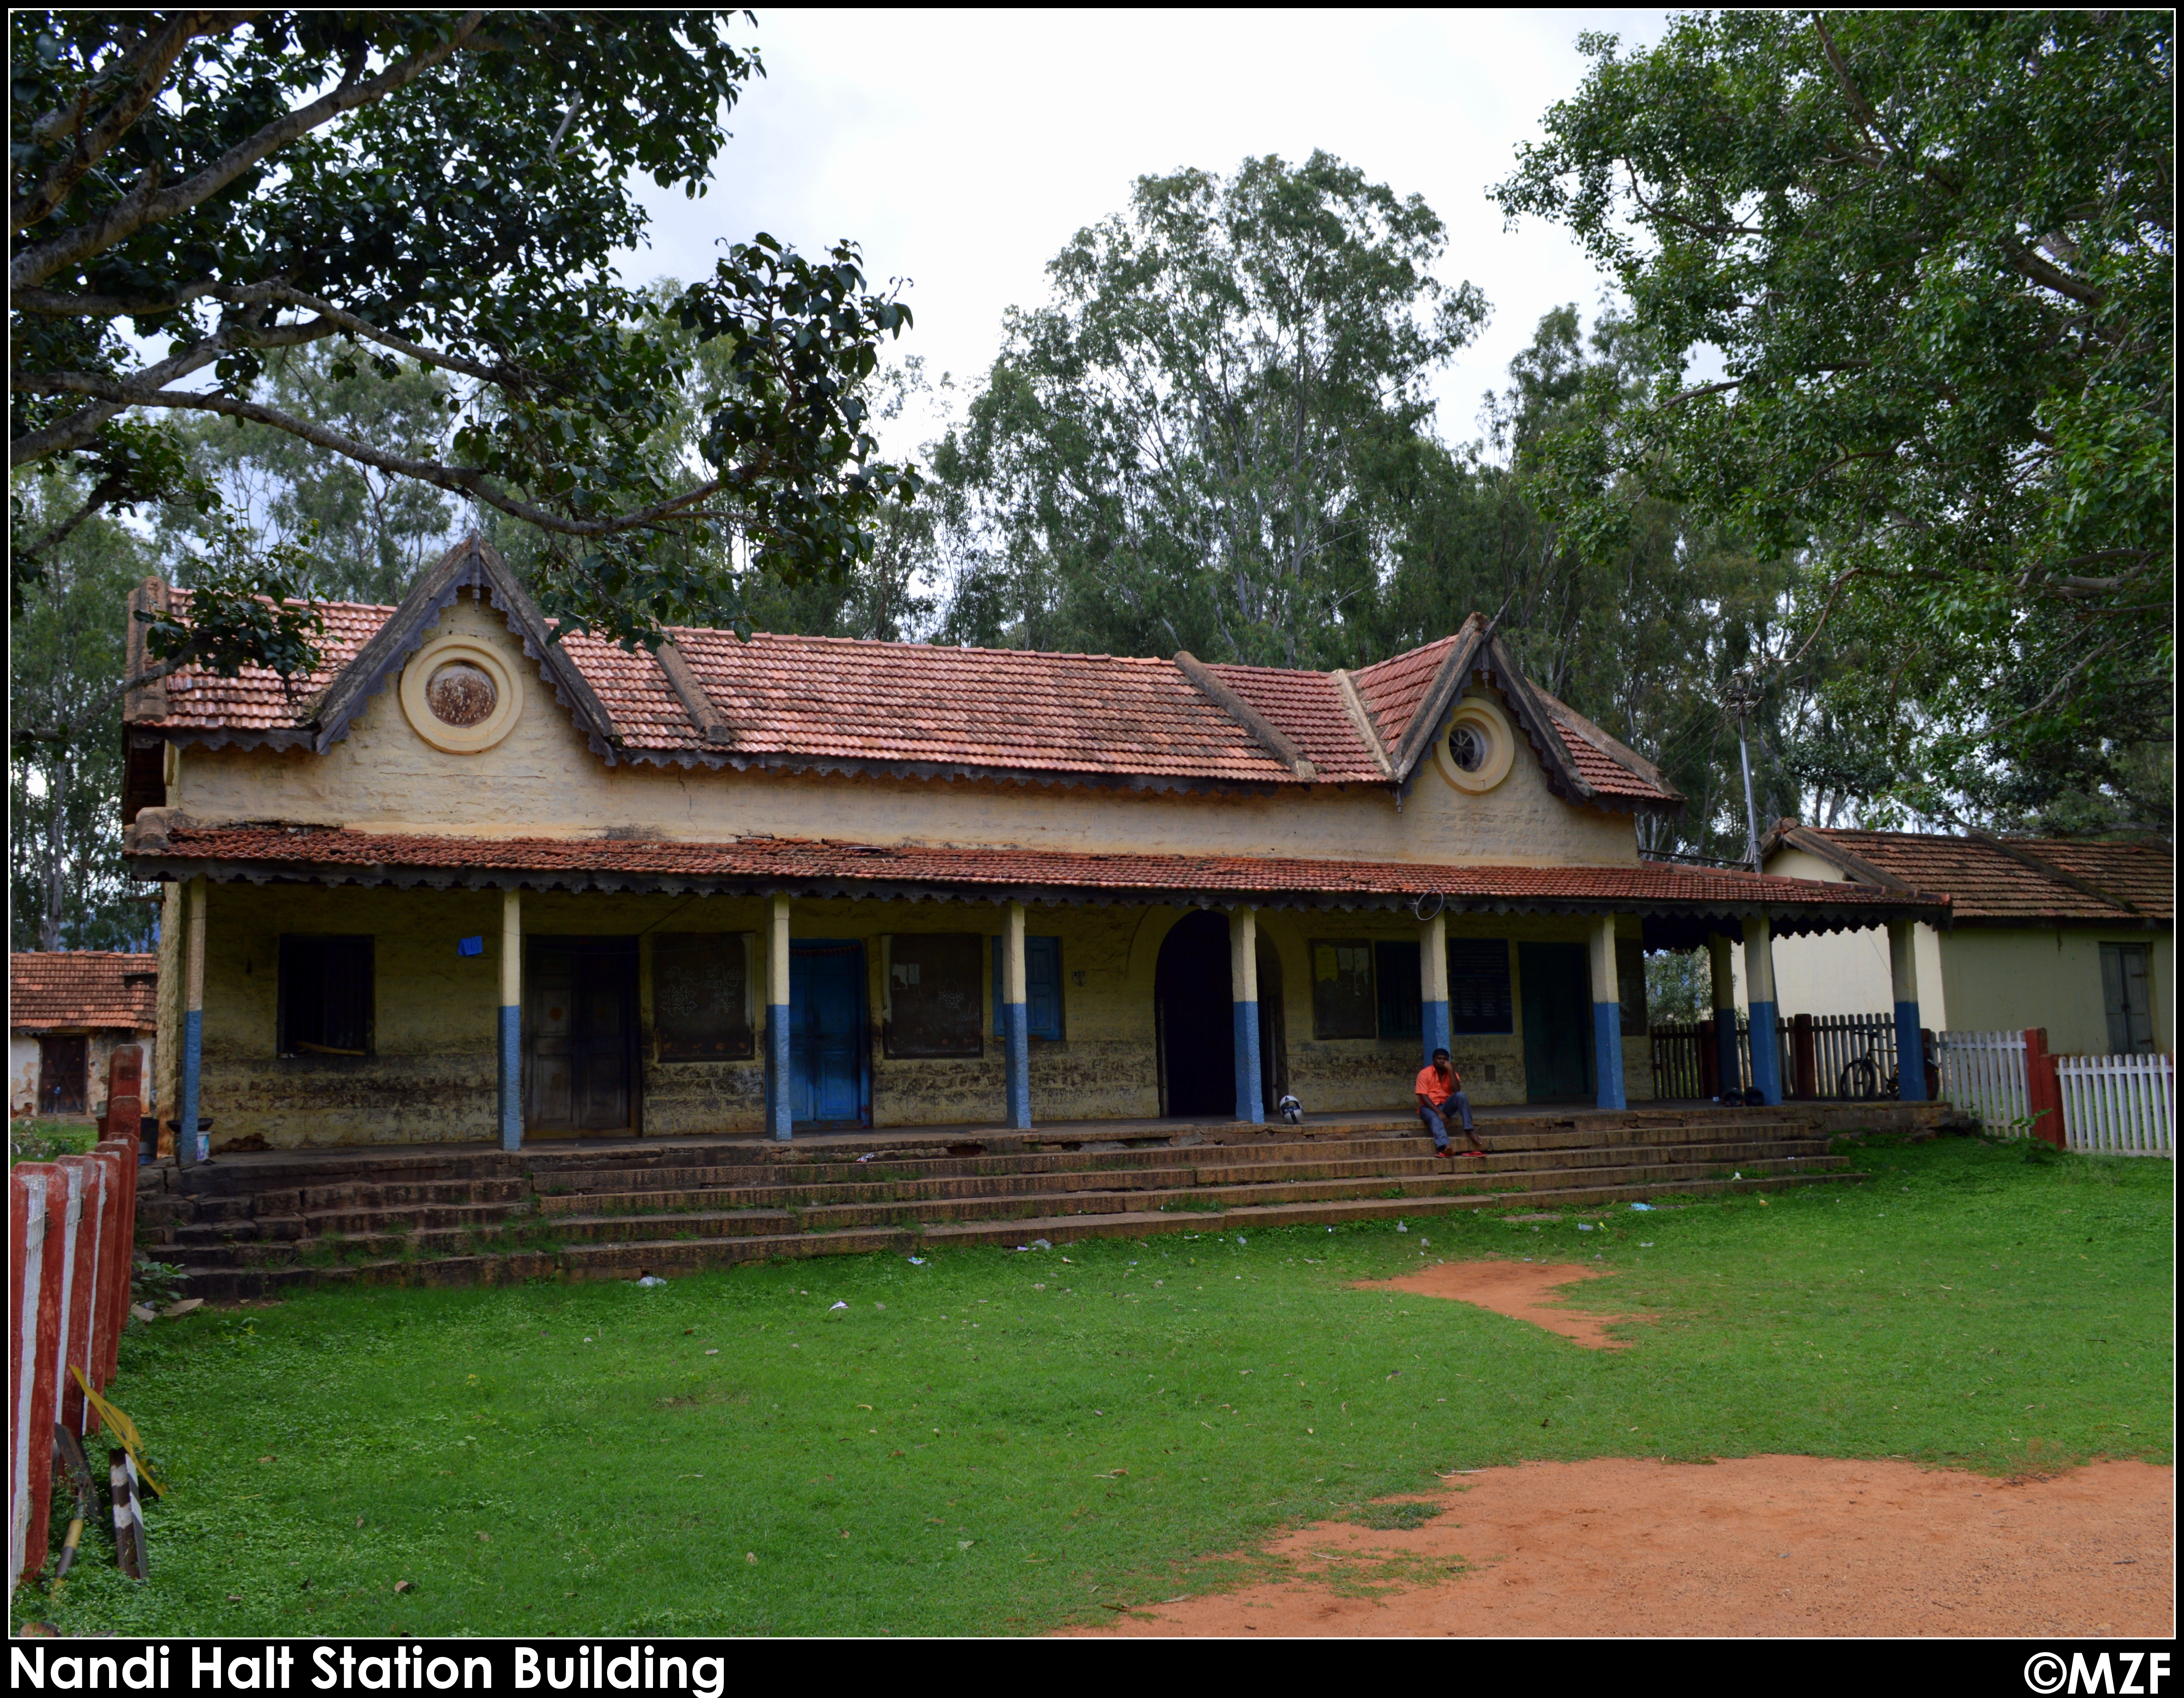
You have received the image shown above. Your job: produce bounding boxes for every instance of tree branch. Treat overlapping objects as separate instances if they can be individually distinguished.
[13,373,730,537]
[11,11,487,292]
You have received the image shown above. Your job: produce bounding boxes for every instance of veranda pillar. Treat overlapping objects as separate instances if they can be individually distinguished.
[498,888,523,1150]
[177,876,207,1167]
[767,895,792,1141]
[1001,901,1032,1130]
[1743,916,1783,1106]
[1588,915,1627,1111]
[1419,908,1450,1065]
[1889,920,1927,1102]
[1708,932,1741,1097]
[1230,907,1264,1125]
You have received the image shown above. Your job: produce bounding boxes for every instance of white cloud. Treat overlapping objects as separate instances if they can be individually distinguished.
[620,7,1674,457]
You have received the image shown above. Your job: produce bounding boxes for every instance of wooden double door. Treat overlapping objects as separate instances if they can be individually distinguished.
[525,937,638,1135]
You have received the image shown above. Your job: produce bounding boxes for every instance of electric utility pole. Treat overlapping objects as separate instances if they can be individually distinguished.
[1722,670,1765,871]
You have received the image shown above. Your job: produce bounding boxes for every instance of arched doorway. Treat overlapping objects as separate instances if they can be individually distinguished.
[1155,909,1234,1117]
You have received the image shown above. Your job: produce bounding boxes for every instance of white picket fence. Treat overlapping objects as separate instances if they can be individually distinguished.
[1935,1030,2031,1132]
[2057,1053,2175,1157]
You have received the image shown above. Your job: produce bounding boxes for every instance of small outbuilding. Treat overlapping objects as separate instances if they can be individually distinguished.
[1750,824,2173,1054]
[9,951,159,1121]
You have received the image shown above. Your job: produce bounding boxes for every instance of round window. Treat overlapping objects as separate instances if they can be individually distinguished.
[399,635,522,753]
[1433,694,1516,793]
[426,661,498,727]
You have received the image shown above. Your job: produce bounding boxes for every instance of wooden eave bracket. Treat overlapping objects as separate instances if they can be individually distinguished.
[1966,828,2139,914]
[1173,651,1316,779]
[653,638,733,746]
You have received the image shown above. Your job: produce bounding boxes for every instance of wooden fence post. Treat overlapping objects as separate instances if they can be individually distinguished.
[2024,1028,2065,1147]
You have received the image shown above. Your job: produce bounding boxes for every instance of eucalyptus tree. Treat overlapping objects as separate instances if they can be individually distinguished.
[937,151,1485,667]
[1493,11,2173,833]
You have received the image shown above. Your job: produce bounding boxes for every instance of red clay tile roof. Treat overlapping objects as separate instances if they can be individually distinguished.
[1350,633,1456,750]
[10,952,158,1031]
[1772,828,2173,924]
[133,825,1937,932]
[134,588,1677,803]
[149,592,383,735]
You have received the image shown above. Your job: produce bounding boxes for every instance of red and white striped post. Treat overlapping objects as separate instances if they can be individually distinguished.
[10,1165,69,1587]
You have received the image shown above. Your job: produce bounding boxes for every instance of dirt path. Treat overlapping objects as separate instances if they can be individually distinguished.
[1353,1259,1642,1348]
[1069,1455,2174,1637]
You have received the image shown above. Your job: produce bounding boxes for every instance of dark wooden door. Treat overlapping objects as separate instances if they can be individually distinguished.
[38,1035,87,1115]
[1519,942,1594,1103]
[1156,910,1233,1117]
[525,938,637,1135]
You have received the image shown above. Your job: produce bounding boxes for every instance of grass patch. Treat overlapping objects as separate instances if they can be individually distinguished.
[9,1120,98,1166]
[14,1134,2168,1637]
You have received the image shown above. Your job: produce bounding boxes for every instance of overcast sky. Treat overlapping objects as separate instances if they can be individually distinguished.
[616,8,1675,458]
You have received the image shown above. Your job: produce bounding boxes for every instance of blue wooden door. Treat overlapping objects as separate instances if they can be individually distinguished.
[791,941,866,1125]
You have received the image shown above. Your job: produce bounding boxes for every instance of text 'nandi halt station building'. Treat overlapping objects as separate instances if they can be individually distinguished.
[124,539,1942,1156]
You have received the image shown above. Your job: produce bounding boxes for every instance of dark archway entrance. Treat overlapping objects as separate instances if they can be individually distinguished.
[1256,936,1289,1109]
[1155,910,1234,1117]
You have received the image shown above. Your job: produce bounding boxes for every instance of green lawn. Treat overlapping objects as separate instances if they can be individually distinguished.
[15,1133,2171,1637]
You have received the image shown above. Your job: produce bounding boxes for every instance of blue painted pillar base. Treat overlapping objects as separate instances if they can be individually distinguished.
[179,1007,204,1164]
[1748,1000,1783,1105]
[1422,1000,1451,1067]
[1233,999,1264,1124]
[498,1005,522,1151]
[1003,1002,1031,1130]
[1592,1001,1627,1110]
[767,1016,793,1140]
[1894,1000,1927,1101]
[1713,1017,1743,1098]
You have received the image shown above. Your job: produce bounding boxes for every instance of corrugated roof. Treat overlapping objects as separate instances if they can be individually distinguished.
[10,952,159,1031]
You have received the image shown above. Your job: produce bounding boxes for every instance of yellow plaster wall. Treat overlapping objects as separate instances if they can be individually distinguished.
[176,875,1651,1145]
[1935,927,2173,1055]
[169,596,1640,869]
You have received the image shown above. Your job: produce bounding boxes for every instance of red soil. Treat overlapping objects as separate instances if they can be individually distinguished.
[1352,1259,1644,1348]
[1070,1454,2175,1637]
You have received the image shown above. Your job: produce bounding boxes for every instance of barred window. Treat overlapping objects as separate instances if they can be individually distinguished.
[278,936,373,1056]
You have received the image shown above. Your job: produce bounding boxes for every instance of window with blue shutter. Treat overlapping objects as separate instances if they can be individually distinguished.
[992,935,1064,1039]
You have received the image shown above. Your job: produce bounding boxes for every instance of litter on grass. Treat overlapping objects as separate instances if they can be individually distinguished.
[907,1257,927,1265]
[636,1275,667,1287]
[1577,1223,1595,1231]
[1396,1222,1408,1233]
[1630,1203,1655,1212]
[829,1301,849,1311]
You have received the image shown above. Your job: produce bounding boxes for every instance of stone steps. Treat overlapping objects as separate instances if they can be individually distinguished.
[140,1107,1894,1297]
[177,1166,1856,1298]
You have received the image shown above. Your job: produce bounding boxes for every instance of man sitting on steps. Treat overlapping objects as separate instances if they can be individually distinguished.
[1416,1048,1485,1160]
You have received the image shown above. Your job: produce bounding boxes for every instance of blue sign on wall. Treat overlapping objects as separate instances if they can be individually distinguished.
[457,936,485,957]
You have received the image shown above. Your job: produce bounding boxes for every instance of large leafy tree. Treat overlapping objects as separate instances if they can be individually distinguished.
[937,151,1485,667]
[10,476,157,951]
[10,10,921,696]
[1493,11,2173,833]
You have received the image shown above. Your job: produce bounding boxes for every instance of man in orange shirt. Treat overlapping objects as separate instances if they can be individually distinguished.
[1415,1048,1484,1159]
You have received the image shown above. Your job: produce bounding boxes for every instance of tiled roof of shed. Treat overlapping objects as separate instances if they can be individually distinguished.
[131,567,1676,803]
[10,952,158,1031]
[133,825,1936,932]
[1772,827,2172,923]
